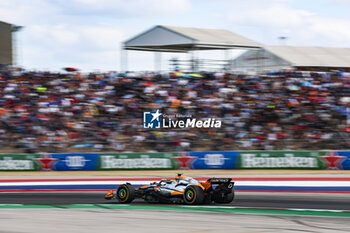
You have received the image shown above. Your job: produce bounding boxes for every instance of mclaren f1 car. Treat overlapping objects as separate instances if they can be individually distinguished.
[105,174,235,205]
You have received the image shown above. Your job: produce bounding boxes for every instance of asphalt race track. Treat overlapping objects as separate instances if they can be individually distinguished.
[0,192,349,210]
[2,208,350,233]
[1,176,350,233]
[2,192,350,233]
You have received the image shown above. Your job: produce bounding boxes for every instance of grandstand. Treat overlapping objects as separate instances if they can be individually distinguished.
[232,46,350,73]
[0,69,350,153]
[1,25,350,153]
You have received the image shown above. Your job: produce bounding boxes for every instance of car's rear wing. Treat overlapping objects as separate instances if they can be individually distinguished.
[207,178,234,192]
[207,178,233,184]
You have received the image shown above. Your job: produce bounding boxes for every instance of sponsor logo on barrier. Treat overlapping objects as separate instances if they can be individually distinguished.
[203,154,229,166]
[0,157,34,170]
[143,109,221,129]
[331,151,350,170]
[35,154,58,171]
[101,155,172,169]
[240,153,318,168]
[63,156,90,168]
[189,151,239,169]
[174,153,196,169]
[321,152,347,170]
[51,153,99,171]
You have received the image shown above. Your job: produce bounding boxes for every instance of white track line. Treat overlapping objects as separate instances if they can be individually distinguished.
[0,181,349,187]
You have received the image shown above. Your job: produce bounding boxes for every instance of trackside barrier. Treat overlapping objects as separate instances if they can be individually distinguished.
[238,151,327,169]
[97,153,179,170]
[187,151,239,169]
[0,151,349,171]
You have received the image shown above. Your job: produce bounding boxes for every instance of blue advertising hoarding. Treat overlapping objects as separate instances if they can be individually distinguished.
[50,153,99,171]
[331,152,350,170]
[188,151,239,169]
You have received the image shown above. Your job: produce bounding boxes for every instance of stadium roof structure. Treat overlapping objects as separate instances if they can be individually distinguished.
[264,46,350,68]
[123,25,262,52]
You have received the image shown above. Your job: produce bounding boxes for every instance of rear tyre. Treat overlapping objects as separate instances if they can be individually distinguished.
[183,185,205,205]
[203,194,212,204]
[116,183,135,203]
[213,190,234,204]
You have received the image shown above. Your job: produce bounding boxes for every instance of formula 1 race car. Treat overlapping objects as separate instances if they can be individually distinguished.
[105,174,234,205]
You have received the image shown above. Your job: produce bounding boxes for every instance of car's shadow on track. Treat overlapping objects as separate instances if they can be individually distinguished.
[101,200,232,207]
[2,192,349,210]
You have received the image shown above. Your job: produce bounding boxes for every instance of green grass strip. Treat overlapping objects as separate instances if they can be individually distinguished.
[1,204,350,218]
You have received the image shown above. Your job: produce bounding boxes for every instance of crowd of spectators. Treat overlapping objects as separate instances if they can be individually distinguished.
[1,67,350,153]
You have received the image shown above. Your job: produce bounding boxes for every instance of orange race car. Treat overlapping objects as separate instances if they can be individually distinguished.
[105,174,235,205]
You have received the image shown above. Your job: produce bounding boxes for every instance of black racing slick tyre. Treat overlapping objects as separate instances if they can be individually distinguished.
[116,183,135,203]
[203,194,212,204]
[213,190,234,204]
[183,185,205,205]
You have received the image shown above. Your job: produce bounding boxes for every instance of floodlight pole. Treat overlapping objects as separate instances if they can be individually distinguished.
[224,49,231,71]
[190,50,196,72]
[154,51,161,72]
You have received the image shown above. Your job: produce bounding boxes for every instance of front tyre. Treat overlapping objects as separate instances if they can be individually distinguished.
[183,185,205,205]
[116,183,135,203]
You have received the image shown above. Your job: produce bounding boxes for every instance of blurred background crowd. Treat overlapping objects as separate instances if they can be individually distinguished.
[1,68,350,153]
